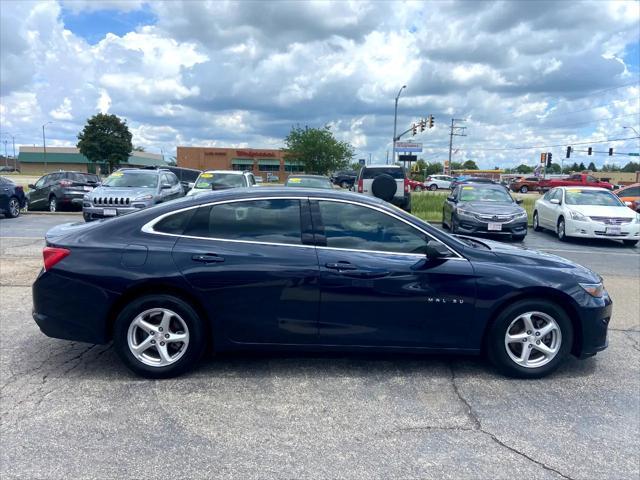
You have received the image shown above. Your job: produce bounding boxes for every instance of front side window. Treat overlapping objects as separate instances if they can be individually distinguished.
[318,201,427,254]
[35,176,47,188]
[184,199,302,245]
[543,188,556,201]
[621,186,640,196]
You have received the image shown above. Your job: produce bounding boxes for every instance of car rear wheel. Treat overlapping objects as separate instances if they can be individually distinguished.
[623,240,638,247]
[48,196,57,213]
[532,211,541,231]
[113,294,206,378]
[441,209,449,229]
[414,185,422,192]
[340,181,349,189]
[7,197,20,218]
[451,216,460,234]
[429,184,438,191]
[487,299,572,378]
[520,186,528,193]
[557,217,567,241]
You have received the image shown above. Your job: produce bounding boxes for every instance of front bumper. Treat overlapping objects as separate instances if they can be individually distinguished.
[575,293,612,358]
[565,218,640,240]
[455,214,528,236]
[83,203,151,220]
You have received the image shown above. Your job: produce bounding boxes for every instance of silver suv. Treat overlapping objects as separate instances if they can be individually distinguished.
[83,168,184,221]
[356,164,411,212]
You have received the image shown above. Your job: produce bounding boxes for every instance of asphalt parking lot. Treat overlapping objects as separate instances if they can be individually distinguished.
[1,213,638,479]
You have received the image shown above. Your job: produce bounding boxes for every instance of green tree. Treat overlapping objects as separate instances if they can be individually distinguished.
[547,163,561,174]
[578,162,587,171]
[568,162,580,172]
[461,159,479,170]
[587,162,597,172]
[425,162,444,175]
[77,113,133,173]
[515,164,534,174]
[283,125,354,175]
[450,161,464,171]
[622,161,640,172]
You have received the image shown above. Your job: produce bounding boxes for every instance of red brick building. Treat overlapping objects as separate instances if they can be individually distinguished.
[177,147,303,182]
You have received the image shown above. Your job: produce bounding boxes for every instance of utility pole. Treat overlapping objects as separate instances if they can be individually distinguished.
[391,85,407,165]
[42,121,52,172]
[3,140,7,167]
[447,118,466,174]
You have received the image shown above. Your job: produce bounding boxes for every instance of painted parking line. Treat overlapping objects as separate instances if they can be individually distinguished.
[539,248,639,257]
[0,236,44,240]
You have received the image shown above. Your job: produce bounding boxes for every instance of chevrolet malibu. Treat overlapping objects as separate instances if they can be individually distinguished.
[33,188,611,378]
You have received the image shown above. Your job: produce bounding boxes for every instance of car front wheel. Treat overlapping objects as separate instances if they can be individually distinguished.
[623,240,638,247]
[520,186,528,193]
[532,211,541,231]
[414,185,422,192]
[557,217,567,241]
[48,196,57,212]
[487,299,572,378]
[429,184,438,191]
[7,197,20,218]
[113,294,206,378]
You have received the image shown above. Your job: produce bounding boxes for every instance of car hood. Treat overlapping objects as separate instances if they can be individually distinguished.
[458,202,523,215]
[564,204,635,219]
[89,186,156,198]
[460,235,598,278]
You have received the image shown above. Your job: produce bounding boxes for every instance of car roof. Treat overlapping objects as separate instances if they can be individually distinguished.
[555,186,612,191]
[287,174,330,179]
[114,168,161,174]
[201,170,246,175]
[363,164,402,169]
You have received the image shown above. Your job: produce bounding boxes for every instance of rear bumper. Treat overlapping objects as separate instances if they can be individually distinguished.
[32,270,112,344]
[391,195,411,211]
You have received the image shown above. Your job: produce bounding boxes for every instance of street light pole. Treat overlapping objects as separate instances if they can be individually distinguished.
[42,121,52,172]
[623,126,640,137]
[391,85,406,165]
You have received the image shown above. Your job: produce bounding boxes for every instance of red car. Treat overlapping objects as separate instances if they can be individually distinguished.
[538,173,613,192]
[407,178,427,192]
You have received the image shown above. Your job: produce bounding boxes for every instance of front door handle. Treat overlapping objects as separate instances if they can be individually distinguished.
[192,254,225,263]
[325,262,358,271]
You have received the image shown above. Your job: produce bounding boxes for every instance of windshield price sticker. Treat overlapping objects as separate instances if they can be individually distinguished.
[111,172,123,177]
[289,178,301,183]
[200,173,213,178]
[463,186,474,190]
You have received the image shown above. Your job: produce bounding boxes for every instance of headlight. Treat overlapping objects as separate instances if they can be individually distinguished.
[569,210,588,221]
[132,194,153,201]
[456,208,474,216]
[579,282,605,298]
[515,210,528,218]
[83,194,89,201]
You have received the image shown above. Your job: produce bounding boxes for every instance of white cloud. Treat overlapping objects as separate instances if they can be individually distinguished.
[50,97,73,120]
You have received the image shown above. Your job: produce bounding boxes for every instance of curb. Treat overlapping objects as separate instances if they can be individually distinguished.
[23,211,82,216]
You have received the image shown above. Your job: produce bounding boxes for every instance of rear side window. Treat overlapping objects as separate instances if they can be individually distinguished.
[184,199,302,245]
[317,201,426,254]
[361,168,405,180]
[182,170,201,182]
[154,209,196,235]
[621,186,640,196]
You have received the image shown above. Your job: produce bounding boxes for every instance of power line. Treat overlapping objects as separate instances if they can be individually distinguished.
[536,112,639,129]
[423,136,639,152]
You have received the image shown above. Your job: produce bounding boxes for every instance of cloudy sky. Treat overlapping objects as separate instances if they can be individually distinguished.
[1,0,639,168]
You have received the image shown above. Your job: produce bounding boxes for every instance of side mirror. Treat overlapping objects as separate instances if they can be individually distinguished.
[161,183,172,189]
[28,184,36,189]
[425,240,451,260]
[550,198,560,205]
[447,195,456,202]
[515,199,523,204]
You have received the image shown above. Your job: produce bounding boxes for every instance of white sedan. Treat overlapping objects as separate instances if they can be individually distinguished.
[533,186,640,246]
[424,174,454,191]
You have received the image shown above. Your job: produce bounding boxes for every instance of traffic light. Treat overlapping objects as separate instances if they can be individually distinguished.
[412,123,417,135]
[608,147,613,156]
[588,147,593,155]
[566,146,572,158]
[546,152,552,167]
[420,119,425,132]
[428,115,434,128]
[540,152,546,164]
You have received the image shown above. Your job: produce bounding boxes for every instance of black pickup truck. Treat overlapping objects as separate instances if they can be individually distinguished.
[330,170,358,189]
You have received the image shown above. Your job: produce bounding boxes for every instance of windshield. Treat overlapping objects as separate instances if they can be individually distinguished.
[564,189,624,206]
[194,173,246,189]
[285,177,333,189]
[459,186,513,203]
[103,172,158,188]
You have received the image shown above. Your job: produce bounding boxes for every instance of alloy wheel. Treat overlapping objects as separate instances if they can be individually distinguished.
[504,311,562,368]
[9,198,20,217]
[557,219,565,240]
[429,184,437,191]
[520,186,528,193]
[49,197,57,212]
[533,212,539,230]
[127,308,190,367]
[414,186,422,192]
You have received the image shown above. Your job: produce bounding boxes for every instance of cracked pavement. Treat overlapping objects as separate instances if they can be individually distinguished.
[1,215,639,479]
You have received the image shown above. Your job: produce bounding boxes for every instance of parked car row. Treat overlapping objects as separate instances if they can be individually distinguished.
[0,176,27,218]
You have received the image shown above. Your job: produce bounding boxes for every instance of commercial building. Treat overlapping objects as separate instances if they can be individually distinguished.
[177,147,303,182]
[17,147,167,175]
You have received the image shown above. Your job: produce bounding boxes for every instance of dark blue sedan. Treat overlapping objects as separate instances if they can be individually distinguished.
[32,188,611,378]
[0,176,27,218]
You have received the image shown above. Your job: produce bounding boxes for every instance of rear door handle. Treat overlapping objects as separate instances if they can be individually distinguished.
[325,262,358,271]
[192,254,225,263]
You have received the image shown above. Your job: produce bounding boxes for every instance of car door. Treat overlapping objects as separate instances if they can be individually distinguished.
[312,199,476,348]
[28,174,50,210]
[541,188,563,228]
[0,177,9,211]
[170,197,320,345]
[443,186,460,225]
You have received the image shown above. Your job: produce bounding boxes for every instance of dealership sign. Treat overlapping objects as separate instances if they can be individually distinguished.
[395,142,422,152]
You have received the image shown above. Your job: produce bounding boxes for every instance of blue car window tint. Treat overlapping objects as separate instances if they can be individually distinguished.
[318,201,426,254]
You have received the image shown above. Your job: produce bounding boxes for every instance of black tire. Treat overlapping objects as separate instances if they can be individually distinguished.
[113,294,206,378]
[371,174,397,201]
[7,197,20,218]
[429,184,438,191]
[451,215,460,234]
[441,209,449,229]
[520,186,528,193]
[532,211,541,231]
[83,212,93,222]
[557,217,567,242]
[486,299,573,379]
[512,234,526,242]
[414,185,422,192]
[48,195,57,213]
[340,181,349,189]
[623,240,638,247]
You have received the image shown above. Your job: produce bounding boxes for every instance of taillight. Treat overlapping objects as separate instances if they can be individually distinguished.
[43,247,70,271]
[59,180,72,187]
[404,177,410,193]
[357,178,363,193]
[15,185,24,193]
